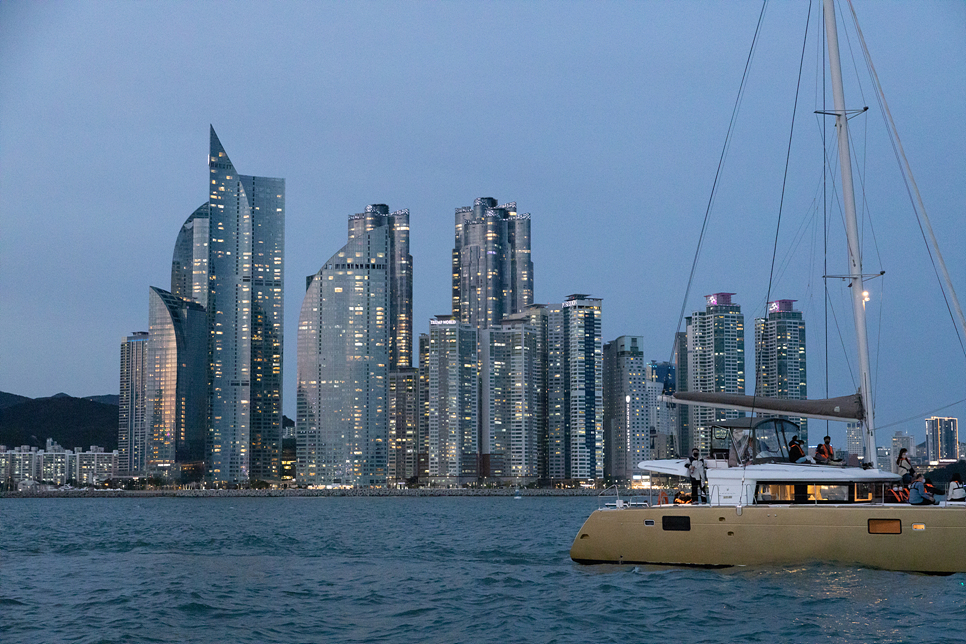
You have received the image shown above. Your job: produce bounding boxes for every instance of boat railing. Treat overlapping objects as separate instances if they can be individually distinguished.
[597,485,660,508]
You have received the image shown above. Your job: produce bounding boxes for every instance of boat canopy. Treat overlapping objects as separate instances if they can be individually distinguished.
[669,391,864,422]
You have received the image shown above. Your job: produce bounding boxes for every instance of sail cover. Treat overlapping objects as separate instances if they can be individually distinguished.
[667,391,864,422]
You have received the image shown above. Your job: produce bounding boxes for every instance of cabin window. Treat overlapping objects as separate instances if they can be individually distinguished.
[868,519,901,534]
[662,516,691,531]
[756,482,887,504]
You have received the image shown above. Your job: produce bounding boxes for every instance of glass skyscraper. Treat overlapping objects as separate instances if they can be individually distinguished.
[206,127,285,484]
[603,335,648,482]
[754,299,808,441]
[171,203,209,307]
[451,197,533,330]
[296,208,398,487]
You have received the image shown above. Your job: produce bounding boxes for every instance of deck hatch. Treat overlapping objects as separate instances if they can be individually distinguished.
[662,516,691,531]
[868,519,901,534]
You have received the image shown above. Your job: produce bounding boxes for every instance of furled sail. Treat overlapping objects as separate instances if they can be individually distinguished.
[665,391,864,422]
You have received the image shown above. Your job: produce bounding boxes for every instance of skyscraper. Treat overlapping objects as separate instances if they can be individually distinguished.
[545,295,603,482]
[144,287,207,475]
[296,206,409,487]
[754,299,808,441]
[206,127,284,484]
[685,293,745,455]
[479,317,541,483]
[170,203,209,307]
[925,416,959,463]
[451,197,533,330]
[603,336,647,482]
[427,316,479,484]
[118,332,148,474]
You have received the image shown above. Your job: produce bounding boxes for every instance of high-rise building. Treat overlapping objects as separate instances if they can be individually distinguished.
[603,336,648,482]
[925,417,959,463]
[645,361,677,460]
[545,295,602,482]
[171,203,209,307]
[754,299,808,441]
[118,332,148,474]
[144,287,207,475]
[685,293,745,455]
[388,368,419,485]
[427,316,479,484]
[846,422,862,458]
[479,317,542,483]
[417,333,431,480]
[296,209,393,487]
[891,431,915,471]
[674,331,689,457]
[206,127,284,484]
[451,197,533,330]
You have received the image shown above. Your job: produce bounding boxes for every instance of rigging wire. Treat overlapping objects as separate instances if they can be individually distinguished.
[668,0,768,365]
[752,1,813,418]
[876,398,966,432]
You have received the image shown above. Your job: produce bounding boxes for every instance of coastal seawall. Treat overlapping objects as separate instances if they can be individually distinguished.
[1,487,609,499]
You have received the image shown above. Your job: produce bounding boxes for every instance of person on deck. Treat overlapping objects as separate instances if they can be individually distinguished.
[687,449,706,504]
[788,436,807,463]
[814,436,839,465]
[909,473,938,506]
[947,474,965,502]
[896,448,914,486]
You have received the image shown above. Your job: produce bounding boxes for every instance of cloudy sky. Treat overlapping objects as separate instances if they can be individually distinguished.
[2,1,963,446]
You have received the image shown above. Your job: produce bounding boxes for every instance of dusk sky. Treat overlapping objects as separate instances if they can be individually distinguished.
[2,1,963,446]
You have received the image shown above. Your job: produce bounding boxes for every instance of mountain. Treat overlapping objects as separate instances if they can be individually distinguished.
[0,392,31,409]
[0,395,118,451]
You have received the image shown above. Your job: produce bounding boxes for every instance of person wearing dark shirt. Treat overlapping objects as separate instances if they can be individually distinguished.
[815,436,838,464]
[788,436,807,463]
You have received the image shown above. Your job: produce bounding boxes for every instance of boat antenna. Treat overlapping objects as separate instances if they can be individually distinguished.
[821,0,875,462]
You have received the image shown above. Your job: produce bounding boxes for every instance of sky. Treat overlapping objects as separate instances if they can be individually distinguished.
[1,1,964,448]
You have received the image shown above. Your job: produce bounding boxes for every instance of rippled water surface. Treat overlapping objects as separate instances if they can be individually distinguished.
[2,497,964,643]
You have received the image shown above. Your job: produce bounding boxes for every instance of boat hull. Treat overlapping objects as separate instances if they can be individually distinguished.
[570,504,966,574]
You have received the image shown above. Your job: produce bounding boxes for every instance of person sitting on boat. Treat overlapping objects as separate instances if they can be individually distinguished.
[947,474,966,502]
[896,448,914,486]
[909,474,938,506]
[687,449,707,504]
[788,436,807,464]
[814,436,840,465]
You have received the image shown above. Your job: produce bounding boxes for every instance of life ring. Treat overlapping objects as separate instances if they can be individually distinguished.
[658,491,669,505]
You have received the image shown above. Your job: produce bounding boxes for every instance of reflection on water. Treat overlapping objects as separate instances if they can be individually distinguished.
[1,497,963,643]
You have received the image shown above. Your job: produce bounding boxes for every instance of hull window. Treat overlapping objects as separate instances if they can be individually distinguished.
[662,516,691,531]
[868,519,901,534]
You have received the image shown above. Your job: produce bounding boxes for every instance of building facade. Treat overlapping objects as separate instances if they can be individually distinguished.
[118,332,148,474]
[603,336,648,482]
[206,127,285,484]
[451,197,533,330]
[925,416,959,463]
[754,299,808,441]
[296,213,391,487]
[144,287,207,475]
[685,293,745,455]
[427,317,478,485]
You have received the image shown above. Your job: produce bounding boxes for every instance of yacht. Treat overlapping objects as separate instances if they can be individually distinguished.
[571,0,966,575]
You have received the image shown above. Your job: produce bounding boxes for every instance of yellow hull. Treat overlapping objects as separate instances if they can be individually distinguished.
[570,504,966,574]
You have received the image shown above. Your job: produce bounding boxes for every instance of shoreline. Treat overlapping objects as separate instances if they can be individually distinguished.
[1,487,612,499]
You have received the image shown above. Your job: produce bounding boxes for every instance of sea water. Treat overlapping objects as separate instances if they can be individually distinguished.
[2,496,964,643]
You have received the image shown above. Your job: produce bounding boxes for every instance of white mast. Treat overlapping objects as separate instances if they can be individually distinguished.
[823,0,876,463]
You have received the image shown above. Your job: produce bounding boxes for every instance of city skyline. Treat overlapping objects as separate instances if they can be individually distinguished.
[2,2,964,451]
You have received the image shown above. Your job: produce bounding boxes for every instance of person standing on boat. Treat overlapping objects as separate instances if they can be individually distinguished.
[687,449,706,504]
[814,436,839,465]
[896,448,914,486]
[909,473,938,506]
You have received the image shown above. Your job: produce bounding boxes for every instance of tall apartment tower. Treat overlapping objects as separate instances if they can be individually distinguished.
[674,331,689,457]
[118,332,148,474]
[925,417,959,463]
[754,299,808,441]
[206,127,285,484]
[544,295,603,482]
[296,209,396,487]
[451,197,533,329]
[603,336,648,482]
[685,293,745,455]
[171,203,209,307]
[144,287,207,474]
[479,316,542,483]
[427,316,479,484]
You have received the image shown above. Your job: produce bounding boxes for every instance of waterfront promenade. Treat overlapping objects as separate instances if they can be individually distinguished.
[1,487,607,499]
